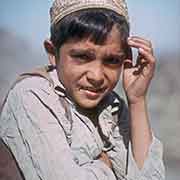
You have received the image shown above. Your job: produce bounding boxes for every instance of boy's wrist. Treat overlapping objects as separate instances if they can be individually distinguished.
[98,152,113,169]
[127,96,146,106]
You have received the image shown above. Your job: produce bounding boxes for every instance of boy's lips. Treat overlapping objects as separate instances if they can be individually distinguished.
[81,86,106,93]
[79,86,106,99]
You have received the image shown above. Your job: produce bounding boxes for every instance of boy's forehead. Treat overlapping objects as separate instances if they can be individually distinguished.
[64,25,122,47]
[50,0,129,26]
[61,27,123,53]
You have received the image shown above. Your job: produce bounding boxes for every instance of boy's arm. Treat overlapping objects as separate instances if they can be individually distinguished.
[128,98,152,168]
[106,94,165,180]
[123,36,156,168]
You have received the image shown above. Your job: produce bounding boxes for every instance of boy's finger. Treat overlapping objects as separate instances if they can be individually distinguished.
[128,40,153,54]
[128,36,152,47]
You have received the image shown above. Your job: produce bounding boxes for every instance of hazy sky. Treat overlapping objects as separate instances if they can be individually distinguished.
[0,0,180,54]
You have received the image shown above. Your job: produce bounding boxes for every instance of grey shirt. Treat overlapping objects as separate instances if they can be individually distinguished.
[0,69,165,180]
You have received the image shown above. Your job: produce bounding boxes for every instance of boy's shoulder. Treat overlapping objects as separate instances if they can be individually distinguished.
[1,66,56,112]
[10,65,54,96]
[9,74,52,101]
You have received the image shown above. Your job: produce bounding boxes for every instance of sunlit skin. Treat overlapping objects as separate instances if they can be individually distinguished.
[45,28,155,109]
[55,26,125,109]
[45,25,156,169]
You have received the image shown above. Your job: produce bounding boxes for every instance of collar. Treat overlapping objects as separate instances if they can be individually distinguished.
[49,69,66,97]
[49,68,75,106]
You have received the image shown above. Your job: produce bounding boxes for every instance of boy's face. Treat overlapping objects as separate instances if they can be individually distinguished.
[56,26,126,109]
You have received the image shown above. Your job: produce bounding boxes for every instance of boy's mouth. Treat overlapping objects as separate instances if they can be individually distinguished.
[79,86,106,99]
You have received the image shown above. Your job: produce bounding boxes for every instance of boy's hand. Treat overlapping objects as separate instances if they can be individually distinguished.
[98,152,112,169]
[123,36,156,104]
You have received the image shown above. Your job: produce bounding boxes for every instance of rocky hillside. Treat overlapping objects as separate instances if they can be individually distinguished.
[149,53,180,179]
[0,28,46,104]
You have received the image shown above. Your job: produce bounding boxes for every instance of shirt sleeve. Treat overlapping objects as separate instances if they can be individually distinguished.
[0,79,116,180]
[107,101,165,180]
[127,135,165,180]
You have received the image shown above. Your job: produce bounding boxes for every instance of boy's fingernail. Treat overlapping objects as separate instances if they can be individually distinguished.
[139,48,144,52]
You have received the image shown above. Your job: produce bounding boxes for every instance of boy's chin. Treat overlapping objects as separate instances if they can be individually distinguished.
[75,99,101,109]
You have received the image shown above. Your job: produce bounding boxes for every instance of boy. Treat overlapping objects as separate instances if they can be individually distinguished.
[0,0,165,179]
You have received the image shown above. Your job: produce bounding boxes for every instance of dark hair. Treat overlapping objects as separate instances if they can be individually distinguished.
[50,8,130,53]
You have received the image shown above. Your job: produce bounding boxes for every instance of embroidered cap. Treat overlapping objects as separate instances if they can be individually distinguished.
[50,0,129,25]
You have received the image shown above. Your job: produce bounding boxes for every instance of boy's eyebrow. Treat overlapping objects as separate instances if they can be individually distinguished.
[69,48,96,59]
[69,48,95,54]
[69,48,126,58]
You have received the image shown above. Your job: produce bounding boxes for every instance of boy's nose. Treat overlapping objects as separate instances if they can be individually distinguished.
[86,64,104,87]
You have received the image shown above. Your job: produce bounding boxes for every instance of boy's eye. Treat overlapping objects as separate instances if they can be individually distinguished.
[74,54,90,60]
[104,57,123,66]
[70,52,93,62]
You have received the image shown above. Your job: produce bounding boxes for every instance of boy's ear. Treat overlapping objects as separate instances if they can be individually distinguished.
[44,39,56,66]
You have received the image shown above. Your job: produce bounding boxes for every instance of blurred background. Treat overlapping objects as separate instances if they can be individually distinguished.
[0,0,179,179]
